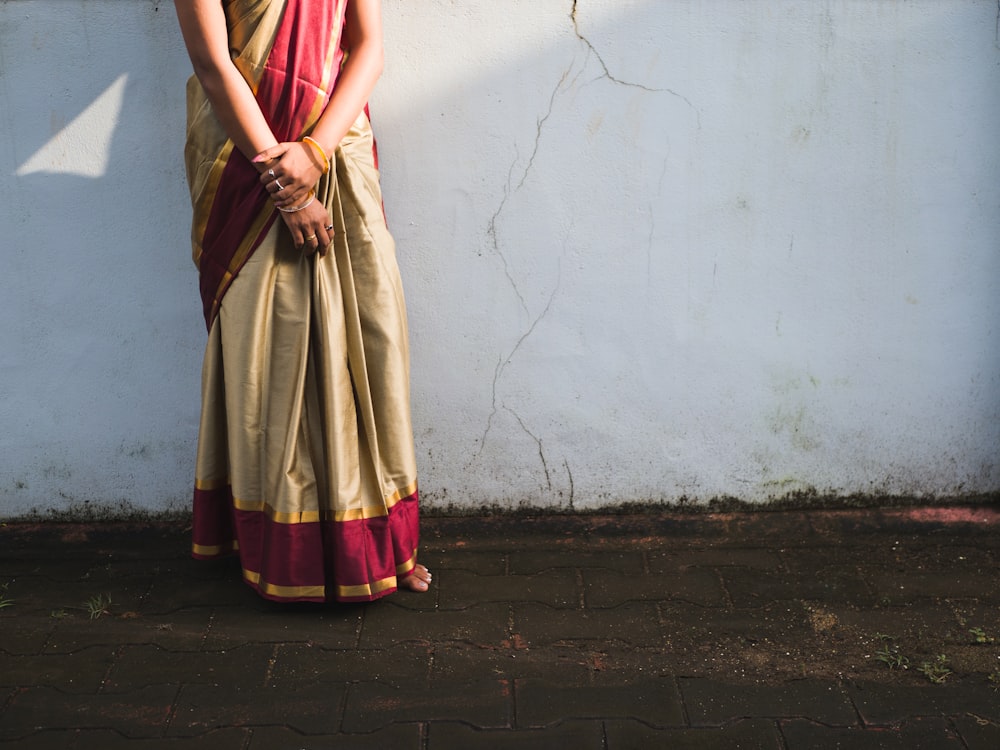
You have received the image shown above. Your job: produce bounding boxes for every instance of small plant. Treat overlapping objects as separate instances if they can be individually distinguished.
[874,638,909,670]
[50,609,69,619]
[0,581,14,610]
[83,593,112,620]
[969,627,995,645]
[988,671,1000,690]
[917,654,952,684]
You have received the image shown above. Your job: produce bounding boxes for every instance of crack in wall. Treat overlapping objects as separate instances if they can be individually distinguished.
[485,53,583,318]
[570,0,701,127]
[475,4,702,494]
[486,155,530,314]
[564,459,575,509]
[505,405,552,490]
[476,271,562,455]
[516,61,584,193]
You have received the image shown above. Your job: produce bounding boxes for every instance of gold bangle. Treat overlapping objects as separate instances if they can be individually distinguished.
[301,136,330,174]
[276,190,316,213]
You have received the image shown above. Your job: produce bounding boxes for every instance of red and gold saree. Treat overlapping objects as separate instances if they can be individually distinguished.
[184,0,420,603]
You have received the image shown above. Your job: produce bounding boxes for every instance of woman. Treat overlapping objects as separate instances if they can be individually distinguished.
[176,0,430,602]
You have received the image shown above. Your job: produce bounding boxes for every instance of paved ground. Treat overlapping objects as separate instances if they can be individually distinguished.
[0,506,998,749]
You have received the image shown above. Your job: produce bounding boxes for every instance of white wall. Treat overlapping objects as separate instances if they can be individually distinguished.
[1,1,998,518]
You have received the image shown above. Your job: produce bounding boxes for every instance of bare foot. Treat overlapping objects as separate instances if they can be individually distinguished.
[399,563,432,593]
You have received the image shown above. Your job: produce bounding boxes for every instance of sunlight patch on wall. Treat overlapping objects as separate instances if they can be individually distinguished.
[16,73,128,178]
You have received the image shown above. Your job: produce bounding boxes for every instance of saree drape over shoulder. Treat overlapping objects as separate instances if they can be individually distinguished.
[184,0,420,603]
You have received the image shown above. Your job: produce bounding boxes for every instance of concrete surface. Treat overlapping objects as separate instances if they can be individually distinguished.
[1,506,998,748]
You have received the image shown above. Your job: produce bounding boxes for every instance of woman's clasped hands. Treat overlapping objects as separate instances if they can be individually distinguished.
[253,139,333,254]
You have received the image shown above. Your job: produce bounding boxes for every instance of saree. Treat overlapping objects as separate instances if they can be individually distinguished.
[183,0,420,603]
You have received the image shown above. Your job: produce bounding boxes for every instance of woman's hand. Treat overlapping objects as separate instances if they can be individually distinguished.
[255,142,326,208]
[278,199,335,256]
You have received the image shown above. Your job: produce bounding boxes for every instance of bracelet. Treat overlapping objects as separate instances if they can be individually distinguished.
[276,190,316,213]
[301,136,330,174]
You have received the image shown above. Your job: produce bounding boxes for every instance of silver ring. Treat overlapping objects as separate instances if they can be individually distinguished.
[324,224,334,231]
[274,179,285,191]
[267,169,275,179]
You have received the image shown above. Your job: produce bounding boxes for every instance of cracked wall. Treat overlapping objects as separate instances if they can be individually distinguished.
[376,0,1000,509]
[0,1,998,517]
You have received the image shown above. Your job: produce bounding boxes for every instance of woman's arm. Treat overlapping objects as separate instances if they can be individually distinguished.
[311,0,385,156]
[174,0,280,168]
[176,0,334,253]
[253,0,385,172]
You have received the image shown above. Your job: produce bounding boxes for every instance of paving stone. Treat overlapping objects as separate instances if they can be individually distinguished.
[429,719,605,749]
[203,604,363,649]
[0,615,55,654]
[822,601,962,640]
[44,609,213,652]
[777,544,899,571]
[807,509,1000,538]
[142,562,256,614]
[0,574,147,617]
[75,728,252,749]
[584,568,726,607]
[508,550,645,575]
[681,678,858,727]
[0,559,91,581]
[249,724,423,750]
[723,568,876,608]
[605,718,784,749]
[0,645,116,692]
[516,677,685,728]
[358,601,509,648]
[865,570,1000,604]
[0,685,176,741]
[0,729,84,749]
[430,641,594,683]
[659,600,810,643]
[378,586,441,611]
[78,559,160,589]
[780,717,966,749]
[953,713,1000,750]
[648,548,783,573]
[269,642,432,687]
[438,569,581,610]
[104,643,275,692]
[948,601,1000,634]
[420,549,508,576]
[513,602,664,647]
[846,543,994,571]
[342,679,512,732]
[847,682,1000,724]
[20,526,178,560]
[171,682,347,736]
[2,512,998,746]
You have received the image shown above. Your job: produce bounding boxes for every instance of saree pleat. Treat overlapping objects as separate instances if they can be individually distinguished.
[186,0,419,603]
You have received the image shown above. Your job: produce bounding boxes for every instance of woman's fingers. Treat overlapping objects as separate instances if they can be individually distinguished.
[302,231,319,254]
[280,204,333,254]
[252,143,289,166]
[318,222,335,257]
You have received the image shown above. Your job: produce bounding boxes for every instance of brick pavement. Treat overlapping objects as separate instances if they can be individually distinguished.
[0,506,998,748]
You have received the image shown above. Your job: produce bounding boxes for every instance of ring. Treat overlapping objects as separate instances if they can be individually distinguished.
[274,179,285,191]
[267,169,275,179]
[305,234,317,241]
[324,224,334,231]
